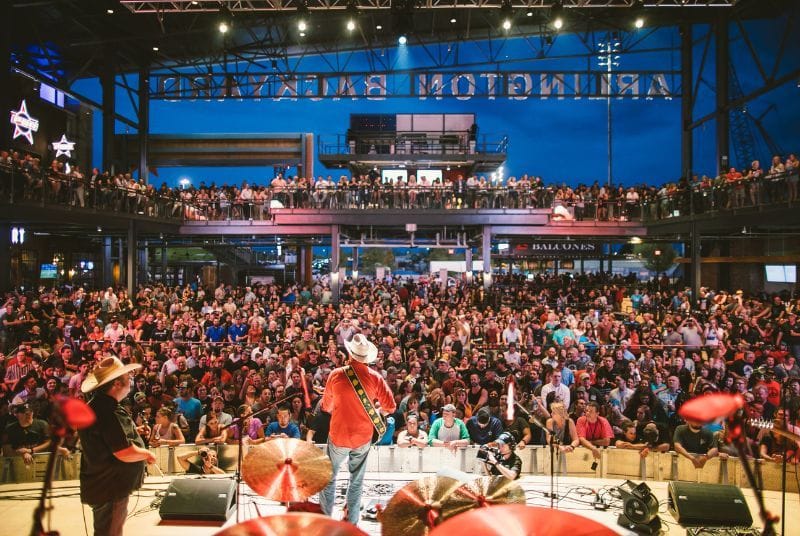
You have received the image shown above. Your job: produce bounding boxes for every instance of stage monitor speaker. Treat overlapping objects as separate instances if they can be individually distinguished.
[668,481,752,527]
[158,477,237,522]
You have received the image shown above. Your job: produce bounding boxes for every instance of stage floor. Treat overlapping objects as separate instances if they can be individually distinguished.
[1,472,798,536]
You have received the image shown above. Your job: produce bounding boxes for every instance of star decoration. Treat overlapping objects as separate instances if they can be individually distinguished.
[52,134,76,158]
[9,100,40,145]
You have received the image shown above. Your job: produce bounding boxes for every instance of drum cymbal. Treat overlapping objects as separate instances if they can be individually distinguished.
[380,476,463,536]
[242,438,332,502]
[215,513,367,536]
[445,476,526,517]
[429,504,618,536]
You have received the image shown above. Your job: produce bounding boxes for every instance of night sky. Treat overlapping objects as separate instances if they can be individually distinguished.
[71,17,799,189]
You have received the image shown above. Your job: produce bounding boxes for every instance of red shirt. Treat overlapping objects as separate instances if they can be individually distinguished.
[322,361,397,448]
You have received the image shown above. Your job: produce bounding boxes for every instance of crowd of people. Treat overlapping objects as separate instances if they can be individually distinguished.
[2,273,799,476]
[2,149,797,222]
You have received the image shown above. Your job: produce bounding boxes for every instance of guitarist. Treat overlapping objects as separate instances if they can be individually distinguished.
[320,334,395,526]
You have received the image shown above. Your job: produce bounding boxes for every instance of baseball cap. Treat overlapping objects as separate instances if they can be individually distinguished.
[495,432,516,447]
[580,372,591,381]
[179,381,189,389]
[442,404,457,413]
[13,403,32,414]
[576,386,587,393]
[477,407,491,424]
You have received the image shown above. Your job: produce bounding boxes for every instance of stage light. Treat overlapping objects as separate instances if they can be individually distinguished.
[218,21,230,34]
[526,10,533,17]
[376,24,383,30]
[107,8,114,14]
[553,17,563,30]
[152,46,159,52]
[502,18,511,30]
[298,20,307,31]
[398,35,408,45]
[347,19,356,31]
[635,17,644,29]
[450,17,457,23]
[300,32,306,37]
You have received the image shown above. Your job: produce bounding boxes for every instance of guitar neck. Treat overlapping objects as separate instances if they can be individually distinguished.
[748,419,800,443]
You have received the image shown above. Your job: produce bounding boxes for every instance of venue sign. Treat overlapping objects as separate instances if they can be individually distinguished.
[51,134,76,158]
[151,70,678,101]
[9,100,40,144]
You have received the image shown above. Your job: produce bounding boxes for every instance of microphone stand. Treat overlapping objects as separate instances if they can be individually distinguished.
[221,392,299,524]
[726,410,777,536]
[546,431,560,508]
[31,436,63,536]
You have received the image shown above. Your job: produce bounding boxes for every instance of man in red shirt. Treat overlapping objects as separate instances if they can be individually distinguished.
[575,402,614,460]
[320,334,395,525]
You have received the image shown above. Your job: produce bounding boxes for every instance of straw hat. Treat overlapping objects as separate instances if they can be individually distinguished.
[81,356,141,393]
[344,334,378,364]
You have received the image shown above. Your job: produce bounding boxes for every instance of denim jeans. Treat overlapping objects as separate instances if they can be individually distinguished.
[320,439,371,525]
[91,496,129,536]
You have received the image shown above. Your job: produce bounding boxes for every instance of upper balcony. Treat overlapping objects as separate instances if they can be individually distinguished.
[317,131,508,172]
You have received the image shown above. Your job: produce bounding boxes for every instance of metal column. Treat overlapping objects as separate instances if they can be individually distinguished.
[103,237,113,288]
[303,134,314,180]
[118,238,124,286]
[465,247,473,283]
[352,247,359,279]
[138,64,150,183]
[691,222,702,306]
[138,240,148,286]
[0,225,10,291]
[127,221,136,295]
[681,24,694,180]
[715,15,730,175]
[161,245,168,285]
[331,225,340,302]
[482,226,492,289]
[0,1,11,151]
[102,52,117,173]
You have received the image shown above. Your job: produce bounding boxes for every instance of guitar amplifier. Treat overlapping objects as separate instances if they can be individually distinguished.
[668,481,752,527]
[158,477,237,522]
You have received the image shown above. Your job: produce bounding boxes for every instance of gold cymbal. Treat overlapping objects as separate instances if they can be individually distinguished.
[445,476,526,517]
[379,476,464,536]
[241,438,332,502]
[215,513,367,536]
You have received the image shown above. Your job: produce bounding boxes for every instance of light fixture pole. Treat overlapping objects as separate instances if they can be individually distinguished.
[598,36,620,187]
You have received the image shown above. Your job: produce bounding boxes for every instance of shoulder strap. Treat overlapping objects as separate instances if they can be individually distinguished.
[344,365,387,438]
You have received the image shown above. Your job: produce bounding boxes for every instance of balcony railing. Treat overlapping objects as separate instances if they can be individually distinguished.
[318,132,509,156]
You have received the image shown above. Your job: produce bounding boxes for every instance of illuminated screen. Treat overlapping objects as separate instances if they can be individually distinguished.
[40,264,58,279]
[417,169,443,182]
[765,265,796,283]
[382,169,407,183]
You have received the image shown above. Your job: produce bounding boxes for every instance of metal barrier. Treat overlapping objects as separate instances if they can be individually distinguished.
[2,446,796,493]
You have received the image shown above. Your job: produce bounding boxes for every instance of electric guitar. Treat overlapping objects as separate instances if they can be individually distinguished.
[747,418,800,443]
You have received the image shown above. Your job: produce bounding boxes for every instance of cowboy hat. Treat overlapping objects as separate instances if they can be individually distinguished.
[344,334,378,364]
[81,356,141,393]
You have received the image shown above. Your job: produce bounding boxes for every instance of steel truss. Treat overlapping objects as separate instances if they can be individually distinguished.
[121,0,738,13]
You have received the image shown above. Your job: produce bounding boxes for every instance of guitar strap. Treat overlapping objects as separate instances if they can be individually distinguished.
[344,365,387,438]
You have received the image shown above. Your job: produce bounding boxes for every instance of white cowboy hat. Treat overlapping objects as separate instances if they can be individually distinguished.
[344,334,378,364]
[81,356,142,393]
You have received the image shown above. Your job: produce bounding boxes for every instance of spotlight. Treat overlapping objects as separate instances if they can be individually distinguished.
[298,20,307,31]
[300,31,306,37]
[553,17,563,30]
[218,21,230,34]
[152,46,159,52]
[526,10,533,16]
[398,35,408,45]
[107,8,114,14]
[347,19,356,31]
[450,17,457,23]
[634,17,644,29]
[502,18,511,30]
[376,24,383,30]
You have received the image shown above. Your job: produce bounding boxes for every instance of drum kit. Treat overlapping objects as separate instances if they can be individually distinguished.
[219,438,614,535]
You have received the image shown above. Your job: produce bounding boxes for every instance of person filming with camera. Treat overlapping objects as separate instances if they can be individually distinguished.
[479,432,522,480]
[177,446,226,475]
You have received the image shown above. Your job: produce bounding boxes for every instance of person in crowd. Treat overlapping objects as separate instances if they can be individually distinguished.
[428,403,470,450]
[481,431,522,480]
[575,401,614,459]
[673,419,720,468]
[177,446,226,475]
[148,407,185,447]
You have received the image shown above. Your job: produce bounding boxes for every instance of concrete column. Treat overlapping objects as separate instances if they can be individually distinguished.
[330,225,340,302]
[102,51,117,173]
[482,226,492,289]
[127,220,136,295]
[138,64,150,183]
[103,237,113,288]
[465,247,473,283]
[0,225,10,291]
[691,222,702,306]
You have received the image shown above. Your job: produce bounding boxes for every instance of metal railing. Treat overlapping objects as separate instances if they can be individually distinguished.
[641,170,799,222]
[2,446,795,493]
[317,132,508,156]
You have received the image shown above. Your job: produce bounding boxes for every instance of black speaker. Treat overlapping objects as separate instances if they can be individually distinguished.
[668,481,753,527]
[158,477,237,522]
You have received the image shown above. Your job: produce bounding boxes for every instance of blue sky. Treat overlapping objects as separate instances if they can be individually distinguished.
[73,18,800,188]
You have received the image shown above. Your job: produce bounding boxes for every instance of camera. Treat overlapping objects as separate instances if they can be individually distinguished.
[476,445,501,462]
[200,450,208,459]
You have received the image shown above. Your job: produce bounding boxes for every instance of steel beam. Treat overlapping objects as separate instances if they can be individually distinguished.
[680,23,693,180]
[102,52,117,173]
[690,221,701,307]
[127,220,137,295]
[121,0,738,13]
[715,14,729,175]
[482,225,492,289]
[331,225,340,303]
[138,65,150,183]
